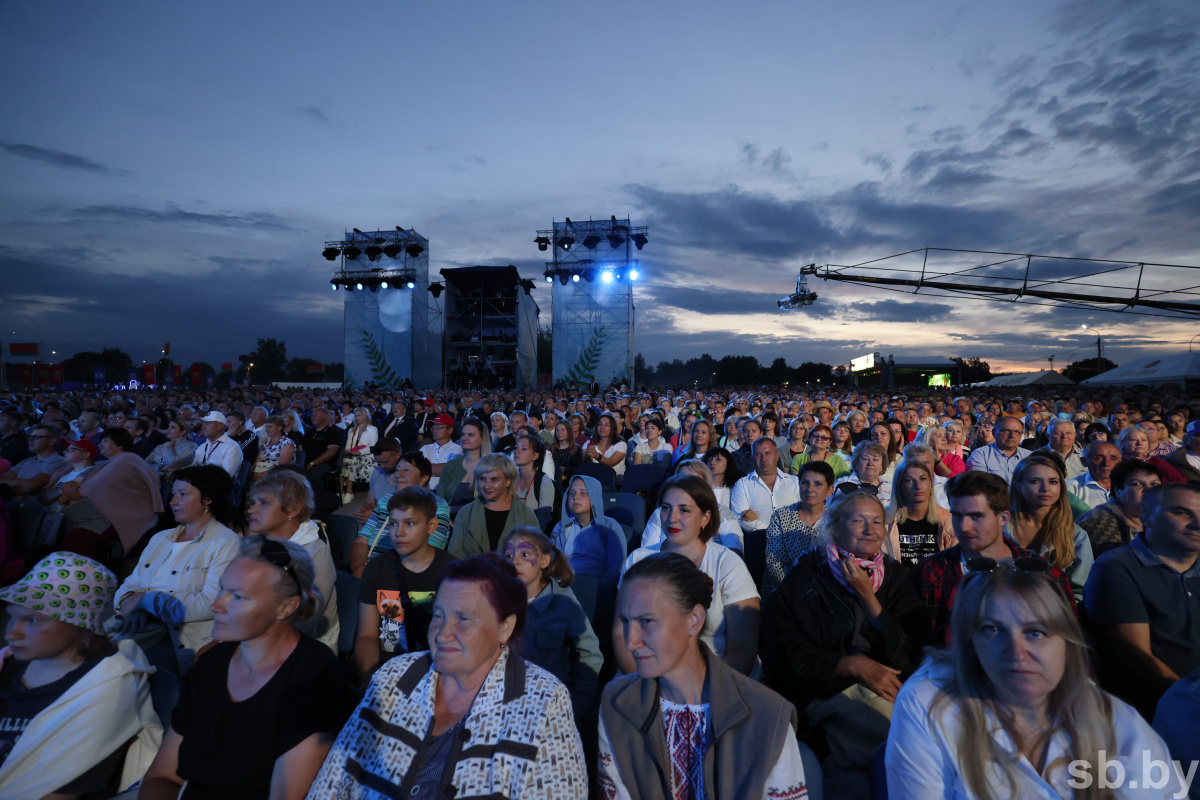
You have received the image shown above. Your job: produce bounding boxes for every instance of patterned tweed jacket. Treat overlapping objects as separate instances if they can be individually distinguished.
[305,648,587,800]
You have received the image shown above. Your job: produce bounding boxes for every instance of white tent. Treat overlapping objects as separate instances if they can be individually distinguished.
[983,370,1076,387]
[1081,352,1200,388]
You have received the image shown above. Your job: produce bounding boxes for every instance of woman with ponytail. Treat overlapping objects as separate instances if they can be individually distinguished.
[502,527,602,720]
[141,535,351,800]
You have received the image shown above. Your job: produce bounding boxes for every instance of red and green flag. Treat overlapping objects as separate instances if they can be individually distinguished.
[307,363,325,375]
[9,343,39,357]
[221,362,233,373]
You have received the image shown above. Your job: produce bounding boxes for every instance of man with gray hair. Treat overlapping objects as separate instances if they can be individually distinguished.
[1165,420,1200,483]
[1068,441,1121,510]
[1042,417,1085,479]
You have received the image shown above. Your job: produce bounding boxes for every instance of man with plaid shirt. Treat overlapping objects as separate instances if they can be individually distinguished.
[914,471,1075,646]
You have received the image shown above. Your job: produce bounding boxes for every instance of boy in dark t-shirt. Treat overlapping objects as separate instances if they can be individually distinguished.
[355,485,455,683]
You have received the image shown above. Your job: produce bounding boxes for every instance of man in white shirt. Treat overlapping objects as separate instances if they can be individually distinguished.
[966,417,1030,483]
[420,413,463,490]
[1067,441,1120,510]
[730,438,800,538]
[192,411,243,477]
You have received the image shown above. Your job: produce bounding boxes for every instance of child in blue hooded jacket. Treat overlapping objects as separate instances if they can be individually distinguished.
[551,475,625,589]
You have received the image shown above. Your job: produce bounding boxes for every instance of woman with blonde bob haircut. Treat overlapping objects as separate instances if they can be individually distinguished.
[886,560,1180,800]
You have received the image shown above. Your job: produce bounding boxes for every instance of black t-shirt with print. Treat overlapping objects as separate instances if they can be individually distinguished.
[896,518,941,568]
[359,549,456,659]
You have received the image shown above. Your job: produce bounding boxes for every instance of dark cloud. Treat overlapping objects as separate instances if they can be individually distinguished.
[738,143,796,180]
[297,106,330,123]
[642,281,843,319]
[0,142,125,175]
[844,298,957,322]
[921,167,999,190]
[62,203,300,233]
[1144,179,1200,216]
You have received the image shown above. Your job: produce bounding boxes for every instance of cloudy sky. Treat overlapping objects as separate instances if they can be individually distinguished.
[2,0,1198,375]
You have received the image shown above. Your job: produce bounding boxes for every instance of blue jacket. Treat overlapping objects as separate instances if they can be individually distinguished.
[552,474,626,588]
[520,579,603,720]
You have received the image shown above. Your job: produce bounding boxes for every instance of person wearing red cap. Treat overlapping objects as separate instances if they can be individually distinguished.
[420,414,462,491]
[38,438,100,510]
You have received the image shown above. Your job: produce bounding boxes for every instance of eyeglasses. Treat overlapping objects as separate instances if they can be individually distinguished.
[260,539,302,596]
[810,435,832,442]
[965,556,1050,575]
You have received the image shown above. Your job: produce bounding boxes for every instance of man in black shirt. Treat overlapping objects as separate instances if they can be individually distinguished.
[355,486,455,682]
[301,407,342,488]
[225,410,260,466]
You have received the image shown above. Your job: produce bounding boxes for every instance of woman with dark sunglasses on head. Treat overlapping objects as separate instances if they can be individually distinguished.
[140,535,351,800]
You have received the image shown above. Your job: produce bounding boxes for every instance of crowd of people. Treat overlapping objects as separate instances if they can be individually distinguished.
[0,380,1198,799]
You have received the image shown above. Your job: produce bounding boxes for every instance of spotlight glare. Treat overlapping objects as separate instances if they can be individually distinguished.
[600,270,614,284]
[331,282,339,290]
[379,281,388,289]
[406,281,415,289]
[356,282,364,290]
[629,269,640,281]
[571,273,580,282]
[545,274,553,283]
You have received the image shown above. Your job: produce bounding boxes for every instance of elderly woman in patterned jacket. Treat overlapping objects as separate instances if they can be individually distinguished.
[306,554,588,800]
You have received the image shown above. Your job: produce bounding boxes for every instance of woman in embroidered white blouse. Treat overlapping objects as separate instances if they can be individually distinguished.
[886,560,1180,800]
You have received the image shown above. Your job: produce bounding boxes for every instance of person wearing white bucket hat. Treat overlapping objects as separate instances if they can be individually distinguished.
[0,552,162,798]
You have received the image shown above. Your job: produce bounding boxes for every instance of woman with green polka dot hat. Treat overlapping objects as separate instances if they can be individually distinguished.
[0,552,162,797]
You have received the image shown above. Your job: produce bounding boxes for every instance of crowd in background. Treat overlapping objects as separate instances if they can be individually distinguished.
[0,379,1198,799]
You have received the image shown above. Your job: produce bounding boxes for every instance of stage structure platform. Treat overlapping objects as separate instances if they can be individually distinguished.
[537,216,647,389]
[440,266,540,390]
[323,228,442,390]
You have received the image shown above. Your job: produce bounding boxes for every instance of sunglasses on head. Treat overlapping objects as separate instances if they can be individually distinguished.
[837,482,878,496]
[261,538,302,595]
[965,556,1050,575]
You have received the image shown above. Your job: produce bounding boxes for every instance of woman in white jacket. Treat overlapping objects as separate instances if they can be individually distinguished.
[111,464,241,674]
[0,552,161,799]
[245,467,339,652]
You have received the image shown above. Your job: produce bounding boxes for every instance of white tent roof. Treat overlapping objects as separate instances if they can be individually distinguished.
[983,370,1076,387]
[1081,352,1200,387]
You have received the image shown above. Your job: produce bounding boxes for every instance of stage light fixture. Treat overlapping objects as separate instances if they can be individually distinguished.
[629,269,640,281]
[345,283,354,292]
[355,282,364,290]
[331,282,339,290]
[600,270,614,284]
[580,269,595,282]
[558,273,569,286]
[545,274,554,283]
[365,245,383,261]
[405,244,424,258]
[406,281,416,289]
[614,271,622,281]
[369,284,378,293]
[558,235,575,251]
[534,236,550,251]
[607,234,624,249]
[582,235,602,250]
[571,273,580,282]
[383,244,403,258]
[632,233,648,250]
[344,246,362,260]
[322,247,341,261]
[428,282,445,298]
[380,281,389,289]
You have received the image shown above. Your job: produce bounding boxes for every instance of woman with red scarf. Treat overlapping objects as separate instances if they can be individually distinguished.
[768,489,929,781]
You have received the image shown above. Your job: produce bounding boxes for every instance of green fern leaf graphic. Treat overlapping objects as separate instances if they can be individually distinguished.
[361,332,404,388]
[564,326,608,384]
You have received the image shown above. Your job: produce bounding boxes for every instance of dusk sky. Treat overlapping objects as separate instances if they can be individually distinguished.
[3,0,1198,376]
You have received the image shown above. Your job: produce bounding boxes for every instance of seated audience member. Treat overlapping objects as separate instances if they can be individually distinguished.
[110,466,240,675]
[307,555,588,799]
[552,474,626,588]
[701,446,742,510]
[617,475,760,676]
[966,417,1030,483]
[914,423,965,478]
[145,419,198,486]
[300,407,343,488]
[434,417,489,519]
[501,528,602,721]
[246,469,339,652]
[282,409,307,443]
[1040,417,1086,479]
[419,413,463,490]
[830,419,856,461]
[190,411,242,477]
[1119,424,1185,483]
[675,418,717,466]
[885,457,955,568]
[140,536,350,800]
[1078,460,1163,558]
[583,412,629,480]
[730,417,763,478]
[631,416,672,466]
[788,424,851,479]
[1165,419,1200,482]
[379,398,419,453]
[834,440,893,505]
[224,409,260,466]
[351,452,450,575]
[781,418,809,471]
[0,409,32,466]
[641,459,744,552]
[356,487,456,682]
[1083,482,1200,719]
[252,414,296,477]
[1067,440,1121,511]
[125,416,156,459]
[914,471,1075,647]
[57,427,164,560]
[511,434,556,517]
[351,437,404,528]
[0,424,66,498]
[730,437,800,541]
[339,407,378,504]
[772,490,928,772]
[1141,419,1179,458]
[763,461,836,593]
[489,411,510,452]
[38,436,98,508]
[1153,662,1200,785]
[1006,452,1094,600]
[447,453,539,558]
[549,419,583,490]
[601,553,808,799]
[887,558,1181,799]
[0,552,161,797]
[869,422,903,482]
[1083,421,1112,444]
